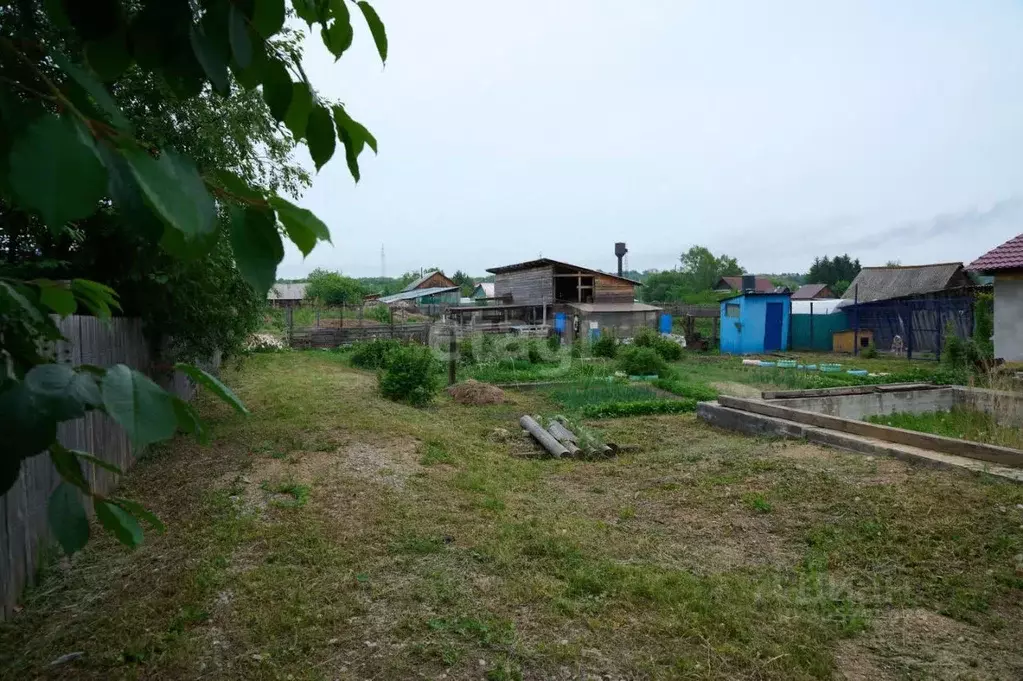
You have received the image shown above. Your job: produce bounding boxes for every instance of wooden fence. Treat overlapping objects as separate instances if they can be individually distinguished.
[1,316,202,620]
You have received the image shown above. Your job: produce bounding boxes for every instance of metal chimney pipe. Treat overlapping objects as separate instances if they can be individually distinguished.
[614,242,628,277]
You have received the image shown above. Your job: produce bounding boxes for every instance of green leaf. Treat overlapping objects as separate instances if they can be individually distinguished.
[212,168,265,203]
[0,280,44,323]
[189,25,230,95]
[332,105,378,153]
[229,205,284,294]
[284,82,313,141]
[84,31,132,82]
[321,2,353,60]
[8,114,107,231]
[36,280,77,317]
[50,52,131,130]
[25,363,92,421]
[101,365,178,447]
[97,143,164,239]
[269,196,332,255]
[357,1,388,64]
[111,498,165,533]
[0,382,58,459]
[122,147,216,238]
[228,4,253,68]
[174,363,249,415]
[253,0,286,37]
[306,105,336,171]
[48,482,90,555]
[71,279,122,319]
[73,451,123,475]
[95,498,144,547]
[172,396,207,443]
[261,59,293,122]
[50,444,90,492]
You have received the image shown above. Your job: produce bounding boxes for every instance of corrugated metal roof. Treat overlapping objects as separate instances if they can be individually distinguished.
[567,302,662,313]
[379,286,459,304]
[843,262,966,303]
[791,283,833,299]
[969,233,1023,273]
[268,283,307,300]
[486,258,643,285]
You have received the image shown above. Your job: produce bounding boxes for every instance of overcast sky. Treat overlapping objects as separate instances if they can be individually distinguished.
[277,0,1023,280]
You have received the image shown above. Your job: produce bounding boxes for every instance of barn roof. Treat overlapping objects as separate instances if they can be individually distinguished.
[969,233,1023,273]
[473,282,495,297]
[843,262,966,303]
[267,283,307,300]
[791,283,832,300]
[402,271,450,292]
[486,258,642,285]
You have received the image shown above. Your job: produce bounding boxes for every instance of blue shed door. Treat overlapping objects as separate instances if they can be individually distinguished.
[763,302,783,351]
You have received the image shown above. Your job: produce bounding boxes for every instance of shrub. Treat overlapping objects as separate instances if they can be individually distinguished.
[591,333,618,359]
[653,378,718,402]
[350,339,403,370]
[365,304,391,324]
[942,321,979,372]
[581,398,697,419]
[505,340,520,354]
[861,341,878,359]
[460,339,477,366]
[547,334,561,353]
[633,327,657,348]
[652,335,683,361]
[527,341,543,364]
[570,339,582,359]
[617,347,669,377]
[379,344,440,406]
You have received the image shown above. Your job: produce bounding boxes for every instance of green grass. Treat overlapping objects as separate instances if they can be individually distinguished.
[543,380,658,409]
[866,408,1023,450]
[3,351,1022,680]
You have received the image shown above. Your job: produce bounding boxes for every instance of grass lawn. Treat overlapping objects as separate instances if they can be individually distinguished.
[3,352,1023,680]
[867,408,1023,451]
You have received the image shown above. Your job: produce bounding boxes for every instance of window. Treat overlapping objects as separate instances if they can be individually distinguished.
[725,303,740,318]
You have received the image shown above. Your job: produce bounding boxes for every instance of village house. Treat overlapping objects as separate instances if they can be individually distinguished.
[377,270,460,315]
[791,283,835,300]
[969,233,1023,362]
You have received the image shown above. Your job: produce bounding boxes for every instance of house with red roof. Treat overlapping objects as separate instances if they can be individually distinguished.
[969,233,1023,362]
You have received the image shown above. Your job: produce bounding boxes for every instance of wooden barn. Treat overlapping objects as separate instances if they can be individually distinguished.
[450,258,660,339]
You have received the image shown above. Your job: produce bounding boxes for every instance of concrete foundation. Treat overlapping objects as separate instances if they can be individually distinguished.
[770,387,957,420]
[697,401,1023,483]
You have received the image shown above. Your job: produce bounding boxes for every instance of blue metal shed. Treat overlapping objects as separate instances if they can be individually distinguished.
[719,292,791,354]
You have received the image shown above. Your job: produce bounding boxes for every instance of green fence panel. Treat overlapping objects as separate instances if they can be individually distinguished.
[791,312,848,351]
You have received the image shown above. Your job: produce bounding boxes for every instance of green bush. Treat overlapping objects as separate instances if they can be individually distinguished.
[591,333,618,359]
[581,399,697,419]
[527,341,543,364]
[617,347,669,377]
[379,344,440,406]
[942,321,979,372]
[480,333,495,359]
[653,378,718,402]
[861,341,878,359]
[460,339,477,366]
[505,340,520,354]
[365,304,391,324]
[350,339,403,370]
[633,327,657,347]
[547,334,561,353]
[652,336,683,361]
[570,339,582,359]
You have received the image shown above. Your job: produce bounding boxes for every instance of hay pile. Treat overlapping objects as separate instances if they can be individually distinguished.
[447,380,505,405]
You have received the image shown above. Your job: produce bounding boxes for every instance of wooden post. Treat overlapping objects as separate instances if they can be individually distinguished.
[315,306,320,328]
[286,306,293,346]
[712,315,719,349]
[853,284,859,356]
[935,303,942,362]
[448,330,457,386]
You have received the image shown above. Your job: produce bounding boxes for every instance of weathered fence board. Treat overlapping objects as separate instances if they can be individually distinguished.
[1,316,203,620]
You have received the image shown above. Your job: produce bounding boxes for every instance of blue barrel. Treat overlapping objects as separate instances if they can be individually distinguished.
[554,312,566,332]
[659,313,673,334]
